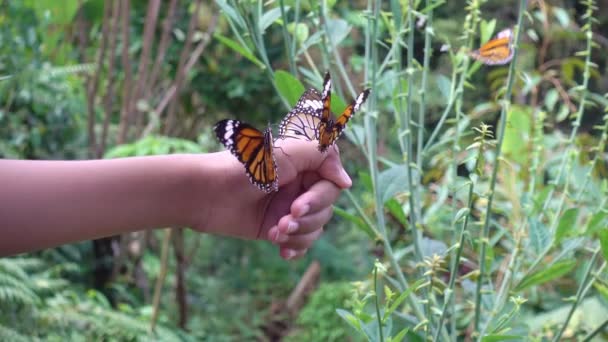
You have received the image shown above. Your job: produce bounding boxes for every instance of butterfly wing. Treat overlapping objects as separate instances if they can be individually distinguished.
[318,85,370,153]
[279,88,323,141]
[470,28,513,65]
[318,72,335,152]
[214,119,278,193]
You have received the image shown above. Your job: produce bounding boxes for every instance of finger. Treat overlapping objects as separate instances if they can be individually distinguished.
[274,139,351,188]
[280,247,308,260]
[290,179,341,218]
[278,228,323,250]
[277,206,333,235]
[316,147,352,189]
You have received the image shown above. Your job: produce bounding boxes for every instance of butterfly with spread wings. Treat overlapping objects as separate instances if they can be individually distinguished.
[469,28,514,65]
[317,72,371,152]
[214,119,278,193]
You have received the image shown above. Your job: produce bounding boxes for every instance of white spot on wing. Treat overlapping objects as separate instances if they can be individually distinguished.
[304,99,322,109]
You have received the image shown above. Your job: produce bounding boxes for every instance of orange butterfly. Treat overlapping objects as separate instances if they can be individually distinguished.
[317,72,370,152]
[470,28,513,65]
[214,119,278,193]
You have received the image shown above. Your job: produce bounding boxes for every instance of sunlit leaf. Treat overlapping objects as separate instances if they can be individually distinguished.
[274,70,305,107]
[555,208,579,244]
[214,33,265,69]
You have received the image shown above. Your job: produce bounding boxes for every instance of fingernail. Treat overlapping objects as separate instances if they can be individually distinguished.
[269,228,280,244]
[299,204,310,217]
[287,220,299,233]
[276,233,289,243]
[284,249,296,260]
[340,168,352,186]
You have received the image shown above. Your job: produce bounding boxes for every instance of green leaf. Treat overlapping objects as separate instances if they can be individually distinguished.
[336,309,363,333]
[334,207,377,240]
[479,19,497,44]
[585,211,607,235]
[213,33,265,69]
[515,260,576,291]
[330,93,348,119]
[389,328,410,342]
[259,7,284,32]
[544,88,559,111]
[436,74,451,101]
[503,105,531,165]
[385,199,407,228]
[215,0,246,29]
[274,70,305,107]
[555,208,580,244]
[378,165,409,204]
[528,217,550,255]
[552,7,570,27]
[599,229,608,263]
[384,279,424,319]
[326,18,351,45]
[594,282,608,302]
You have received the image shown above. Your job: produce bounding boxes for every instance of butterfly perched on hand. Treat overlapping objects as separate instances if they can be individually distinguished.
[214,119,278,193]
[279,88,323,141]
[317,72,371,153]
[469,28,514,65]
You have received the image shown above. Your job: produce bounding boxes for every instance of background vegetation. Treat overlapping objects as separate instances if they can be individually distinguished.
[1,0,607,340]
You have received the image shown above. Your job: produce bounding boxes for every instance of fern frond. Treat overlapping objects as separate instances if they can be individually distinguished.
[0,323,30,342]
[0,286,40,305]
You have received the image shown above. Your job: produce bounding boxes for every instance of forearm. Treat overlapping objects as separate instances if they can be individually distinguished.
[0,155,204,256]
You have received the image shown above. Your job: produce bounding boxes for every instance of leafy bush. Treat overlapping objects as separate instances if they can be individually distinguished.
[287,281,359,342]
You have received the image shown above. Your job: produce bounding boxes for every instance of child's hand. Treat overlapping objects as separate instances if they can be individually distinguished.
[191,139,351,260]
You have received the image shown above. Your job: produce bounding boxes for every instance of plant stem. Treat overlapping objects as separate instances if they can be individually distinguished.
[552,247,603,341]
[473,0,527,333]
[374,264,385,342]
[278,0,296,75]
[582,318,608,342]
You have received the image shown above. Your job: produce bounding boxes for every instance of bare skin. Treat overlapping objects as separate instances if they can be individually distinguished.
[0,139,351,258]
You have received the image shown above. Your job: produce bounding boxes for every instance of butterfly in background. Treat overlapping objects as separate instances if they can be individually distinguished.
[469,28,514,65]
[214,119,278,193]
[318,72,371,153]
[279,88,323,141]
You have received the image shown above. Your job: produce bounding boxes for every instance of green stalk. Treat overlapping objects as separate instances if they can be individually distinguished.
[290,0,301,66]
[374,264,385,342]
[552,247,603,341]
[582,318,608,342]
[345,189,382,239]
[405,0,423,263]
[417,0,434,189]
[433,176,476,341]
[278,0,296,75]
[320,0,357,99]
[473,0,527,332]
[237,0,290,109]
[365,0,426,324]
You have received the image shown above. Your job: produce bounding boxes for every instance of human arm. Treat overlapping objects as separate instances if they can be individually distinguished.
[0,139,350,257]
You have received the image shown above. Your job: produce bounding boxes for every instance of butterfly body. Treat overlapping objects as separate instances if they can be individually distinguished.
[317,73,370,153]
[470,28,513,65]
[214,119,278,193]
